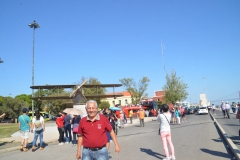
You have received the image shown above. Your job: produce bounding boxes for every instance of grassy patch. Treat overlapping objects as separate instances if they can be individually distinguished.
[0,123,18,139]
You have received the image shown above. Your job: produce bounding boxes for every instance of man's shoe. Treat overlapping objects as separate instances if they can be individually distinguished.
[39,147,44,150]
[59,143,64,145]
[20,145,23,151]
[23,147,28,152]
[32,147,35,152]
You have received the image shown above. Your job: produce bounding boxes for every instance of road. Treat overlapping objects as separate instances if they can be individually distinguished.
[212,109,240,150]
[0,114,233,160]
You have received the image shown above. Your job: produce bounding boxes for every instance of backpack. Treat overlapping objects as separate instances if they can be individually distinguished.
[34,119,43,131]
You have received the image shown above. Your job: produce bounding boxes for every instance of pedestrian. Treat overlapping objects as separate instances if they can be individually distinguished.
[129,109,133,124]
[180,107,186,122]
[124,112,127,124]
[175,107,181,125]
[171,107,176,124]
[138,108,145,127]
[56,112,65,145]
[225,101,230,119]
[157,104,176,160]
[31,111,45,151]
[103,108,116,158]
[63,112,72,143]
[76,100,120,160]
[119,111,125,128]
[232,102,237,113]
[72,114,81,146]
[18,108,31,152]
[212,104,216,115]
[236,102,240,136]
[221,101,226,118]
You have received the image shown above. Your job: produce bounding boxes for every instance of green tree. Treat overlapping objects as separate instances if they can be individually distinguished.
[120,77,150,105]
[79,77,106,105]
[99,101,110,109]
[0,96,4,106]
[163,70,188,105]
[0,97,28,120]
[15,94,32,109]
[40,88,70,114]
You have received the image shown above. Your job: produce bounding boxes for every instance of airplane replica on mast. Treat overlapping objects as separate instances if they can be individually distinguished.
[30,79,123,115]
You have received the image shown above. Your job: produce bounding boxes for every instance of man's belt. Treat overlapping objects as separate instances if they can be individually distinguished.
[83,145,106,151]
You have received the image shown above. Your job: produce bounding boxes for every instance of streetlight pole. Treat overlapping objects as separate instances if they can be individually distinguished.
[28,20,40,118]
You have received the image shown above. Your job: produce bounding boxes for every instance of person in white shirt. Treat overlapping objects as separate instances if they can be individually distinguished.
[31,111,45,151]
[157,104,175,160]
[225,101,231,119]
[212,104,216,115]
[221,101,226,118]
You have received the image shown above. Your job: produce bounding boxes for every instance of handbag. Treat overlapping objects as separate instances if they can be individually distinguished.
[72,124,79,133]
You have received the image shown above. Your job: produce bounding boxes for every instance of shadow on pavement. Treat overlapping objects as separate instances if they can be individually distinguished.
[140,148,164,159]
[229,136,240,145]
[200,148,230,158]
[223,124,240,126]
[211,138,223,143]
[0,140,20,150]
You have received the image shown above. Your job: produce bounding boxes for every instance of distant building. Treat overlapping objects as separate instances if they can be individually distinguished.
[105,91,132,106]
[152,90,165,102]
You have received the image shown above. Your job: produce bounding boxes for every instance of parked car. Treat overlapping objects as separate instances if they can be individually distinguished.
[187,108,195,114]
[0,117,14,123]
[197,107,208,114]
[194,106,199,113]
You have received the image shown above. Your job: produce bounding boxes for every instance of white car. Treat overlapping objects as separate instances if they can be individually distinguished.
[197,107,208,114]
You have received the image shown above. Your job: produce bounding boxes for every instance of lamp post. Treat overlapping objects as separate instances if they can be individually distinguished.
[28,20,40,118]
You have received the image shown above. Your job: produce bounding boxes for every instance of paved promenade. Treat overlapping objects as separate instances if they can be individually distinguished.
[0,114,233,160]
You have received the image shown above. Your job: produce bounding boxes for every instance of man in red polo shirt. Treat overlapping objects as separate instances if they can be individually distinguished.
[76,100,120,160]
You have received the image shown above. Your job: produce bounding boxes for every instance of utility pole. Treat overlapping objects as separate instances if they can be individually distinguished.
[28,20,40,118]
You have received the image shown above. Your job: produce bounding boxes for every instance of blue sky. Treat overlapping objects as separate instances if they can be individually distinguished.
[0,0,239,105]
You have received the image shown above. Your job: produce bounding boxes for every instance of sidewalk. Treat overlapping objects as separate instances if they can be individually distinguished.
[0,116,154,154]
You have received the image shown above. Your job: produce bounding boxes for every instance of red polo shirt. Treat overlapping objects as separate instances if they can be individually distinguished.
[78,114,112,148]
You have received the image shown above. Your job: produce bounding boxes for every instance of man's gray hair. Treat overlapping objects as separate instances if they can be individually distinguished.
[85,100,98,108]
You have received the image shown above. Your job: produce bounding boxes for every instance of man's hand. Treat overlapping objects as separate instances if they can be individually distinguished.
[115,144,120,153]
[76,152,81,159]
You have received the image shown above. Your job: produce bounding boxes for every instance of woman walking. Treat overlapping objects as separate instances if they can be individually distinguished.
[175,107,181,125]
[157,104,176,160]
[56,113,65,145]
[120,111,125,128]
[72,114,81,146]
[31,111,45,151]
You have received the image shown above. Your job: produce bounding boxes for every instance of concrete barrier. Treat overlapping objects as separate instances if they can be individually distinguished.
[209,112,240,160]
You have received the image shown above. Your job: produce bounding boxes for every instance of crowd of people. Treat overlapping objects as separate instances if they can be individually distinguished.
[7,100,240,160]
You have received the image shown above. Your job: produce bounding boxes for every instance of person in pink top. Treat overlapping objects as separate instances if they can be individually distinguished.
[119,111,125,128]
[180,106,186,122]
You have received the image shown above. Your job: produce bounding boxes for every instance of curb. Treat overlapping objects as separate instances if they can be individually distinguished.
[209,112,240,160]
[0,139,58,154]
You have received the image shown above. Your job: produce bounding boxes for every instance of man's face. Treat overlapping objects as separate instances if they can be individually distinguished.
[86,102,98,117]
